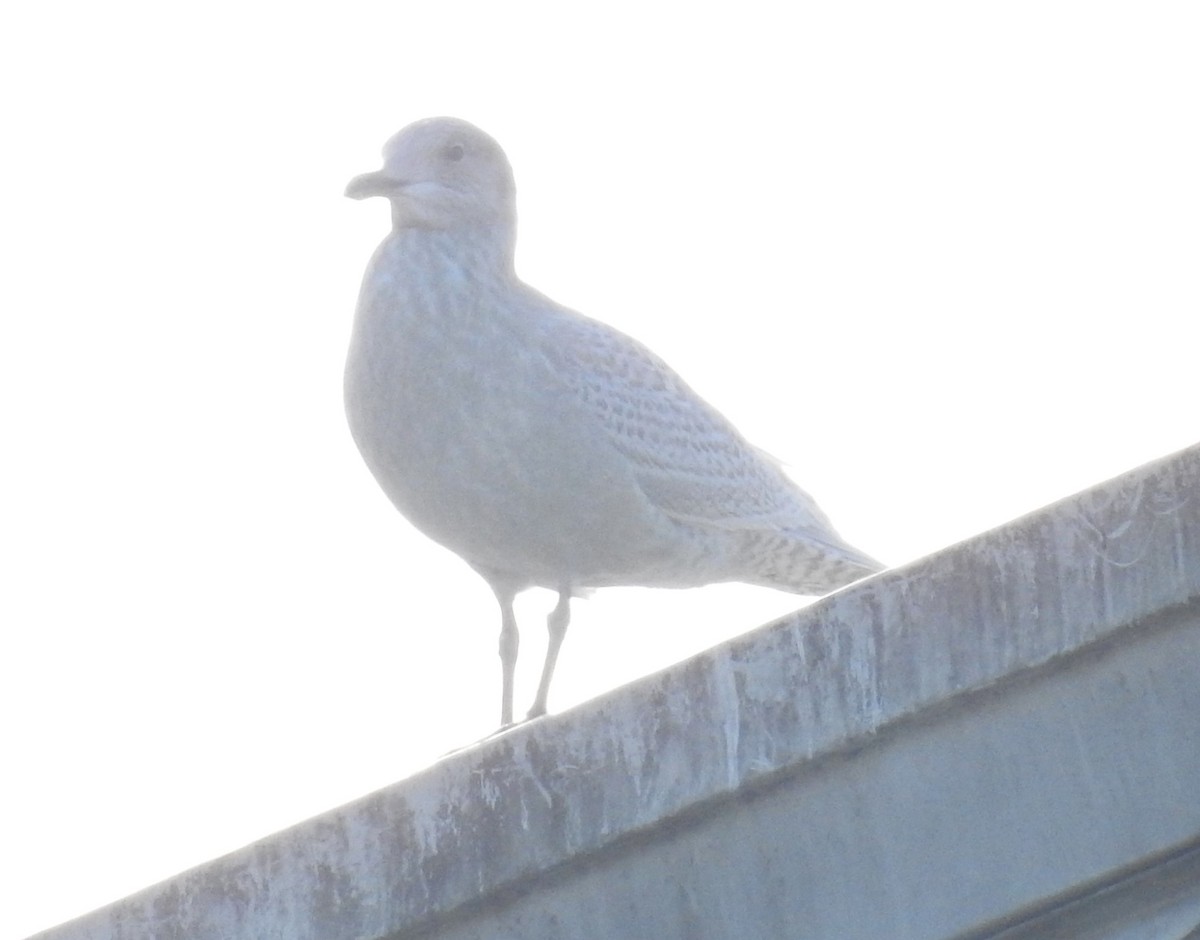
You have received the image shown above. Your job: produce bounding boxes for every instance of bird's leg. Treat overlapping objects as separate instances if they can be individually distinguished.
[527,589,571,719]
[496,590,519,727]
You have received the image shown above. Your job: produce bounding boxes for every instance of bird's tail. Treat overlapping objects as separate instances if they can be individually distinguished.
[741,529,884,596]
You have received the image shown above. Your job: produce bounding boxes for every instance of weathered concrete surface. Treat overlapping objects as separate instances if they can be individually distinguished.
[32,442,1200,940]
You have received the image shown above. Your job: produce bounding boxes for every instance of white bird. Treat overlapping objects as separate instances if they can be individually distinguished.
[344,117,882,727]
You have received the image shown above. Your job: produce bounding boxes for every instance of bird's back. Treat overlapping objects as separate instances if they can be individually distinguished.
[532,294,882,593]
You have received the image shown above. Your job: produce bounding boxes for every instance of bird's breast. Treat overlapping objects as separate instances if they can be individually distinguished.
[343,248,689,586]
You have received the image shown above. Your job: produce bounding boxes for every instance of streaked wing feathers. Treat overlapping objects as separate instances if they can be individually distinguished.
[540,309,835,537]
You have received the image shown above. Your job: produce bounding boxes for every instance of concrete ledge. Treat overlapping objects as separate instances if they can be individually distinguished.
[33,443,1200,940]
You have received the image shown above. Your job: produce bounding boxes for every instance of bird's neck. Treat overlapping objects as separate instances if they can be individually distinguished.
[387,222,517,283]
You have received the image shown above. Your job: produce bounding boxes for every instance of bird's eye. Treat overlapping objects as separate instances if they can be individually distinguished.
[444,144,465,162]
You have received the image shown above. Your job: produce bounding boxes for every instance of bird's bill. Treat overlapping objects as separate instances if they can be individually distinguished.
[345,171,401,199]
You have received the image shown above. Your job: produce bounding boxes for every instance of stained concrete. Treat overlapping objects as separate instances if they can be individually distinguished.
[32,442,1200,940]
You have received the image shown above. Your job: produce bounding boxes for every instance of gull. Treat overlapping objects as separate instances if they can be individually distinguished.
[344,117,882,727]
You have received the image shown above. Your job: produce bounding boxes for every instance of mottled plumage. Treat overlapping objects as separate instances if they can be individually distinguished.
[345,117,881,726]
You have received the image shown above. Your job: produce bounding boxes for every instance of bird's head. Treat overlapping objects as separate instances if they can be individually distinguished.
[346,117,516,232]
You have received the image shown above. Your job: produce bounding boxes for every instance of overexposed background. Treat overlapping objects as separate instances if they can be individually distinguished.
[3,2,1198,935]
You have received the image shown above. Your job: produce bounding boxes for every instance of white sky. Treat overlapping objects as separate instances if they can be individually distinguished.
[3,2,1198,936]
